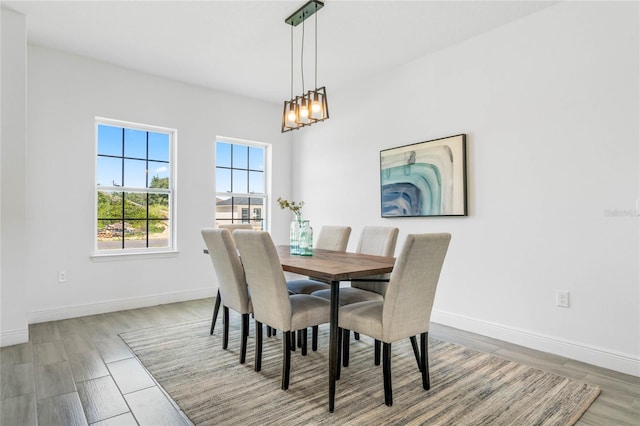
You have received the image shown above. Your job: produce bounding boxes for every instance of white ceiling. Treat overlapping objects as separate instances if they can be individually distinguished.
[3,0,557,104]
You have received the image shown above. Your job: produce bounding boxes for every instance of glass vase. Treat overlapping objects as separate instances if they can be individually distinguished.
[299,220,313,256]
[289,214,302,255]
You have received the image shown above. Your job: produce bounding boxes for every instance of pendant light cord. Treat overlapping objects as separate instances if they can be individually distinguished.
[301,18,305,93]
[290,25,294,99]
[315,11,318,89]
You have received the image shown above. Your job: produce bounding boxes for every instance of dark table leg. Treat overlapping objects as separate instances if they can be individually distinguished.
[329,280,339,412]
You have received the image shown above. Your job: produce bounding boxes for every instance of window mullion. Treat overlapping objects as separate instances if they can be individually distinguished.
[146,132,149,248]
[120,128,125,249]
[216,191,265,198]
[245,145,250,194]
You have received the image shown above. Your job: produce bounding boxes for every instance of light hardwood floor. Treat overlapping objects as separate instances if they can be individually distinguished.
[1,298,638,425]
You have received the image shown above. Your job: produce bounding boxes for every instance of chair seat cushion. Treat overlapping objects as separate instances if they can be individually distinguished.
[287,279,331,295]
[339,301,384,341]
[311,287,384,306]
[289,295,331,331]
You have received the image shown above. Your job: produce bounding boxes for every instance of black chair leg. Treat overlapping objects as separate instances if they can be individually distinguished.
[410,335,422,371]
[374,339,381,366]
[342,329,350,367]
[421,332,430,390]
[282,331,292,390]
[290,331,296,351]
[301,328,308,356]
[240,313,249,364]
[336,328,342,380]
[222,306,229,349]
[210,290,221,335]
[383,342,393,406]
[312,326,318,351]
[255,321,263,372]
[267,326,272,337]
[354,332,360,340]
[297,329,303,348]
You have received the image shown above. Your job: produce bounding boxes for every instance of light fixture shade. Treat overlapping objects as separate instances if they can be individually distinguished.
[308,87,329,122]
[296,94,310,124]
[282,100,300,131]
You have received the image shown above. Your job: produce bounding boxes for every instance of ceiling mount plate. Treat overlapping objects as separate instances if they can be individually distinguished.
[285,0,324,27]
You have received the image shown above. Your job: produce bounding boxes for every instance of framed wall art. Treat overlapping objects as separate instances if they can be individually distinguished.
[380,134,467,217]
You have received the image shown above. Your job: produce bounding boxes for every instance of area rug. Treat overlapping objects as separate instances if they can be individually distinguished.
[120,318,600,425]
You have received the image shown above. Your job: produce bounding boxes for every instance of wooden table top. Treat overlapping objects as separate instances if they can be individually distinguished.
[277,245,395,283]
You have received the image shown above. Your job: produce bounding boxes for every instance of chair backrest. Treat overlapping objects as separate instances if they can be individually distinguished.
[234,230,293,331]
[352,226,399,295]
[218,223,254,232]
[356,226,399,256]
[315,225,352,251]
[201,228,252,314]
[382,233,451,342]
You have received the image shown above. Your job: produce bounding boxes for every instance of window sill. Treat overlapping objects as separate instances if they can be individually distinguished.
[90,250,179,262]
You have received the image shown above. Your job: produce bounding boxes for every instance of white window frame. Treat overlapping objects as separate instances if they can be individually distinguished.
[92,117,177,260]
[215,136,269,231]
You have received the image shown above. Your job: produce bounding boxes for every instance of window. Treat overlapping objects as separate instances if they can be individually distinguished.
[215,139,266,230]
[95,118,175,253]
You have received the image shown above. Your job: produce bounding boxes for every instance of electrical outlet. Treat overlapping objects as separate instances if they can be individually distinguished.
[556,290,569,308]
[58,270,67,283]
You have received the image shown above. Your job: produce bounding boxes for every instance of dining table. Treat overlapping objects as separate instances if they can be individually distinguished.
[276,245,395,412]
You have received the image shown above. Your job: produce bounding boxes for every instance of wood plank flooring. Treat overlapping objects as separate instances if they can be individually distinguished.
[1,298,638,425]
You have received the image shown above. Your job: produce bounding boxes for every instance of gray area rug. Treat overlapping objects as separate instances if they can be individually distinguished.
[120,318,600,425]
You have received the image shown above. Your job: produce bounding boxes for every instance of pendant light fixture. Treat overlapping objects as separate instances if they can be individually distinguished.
[281,0,329,133]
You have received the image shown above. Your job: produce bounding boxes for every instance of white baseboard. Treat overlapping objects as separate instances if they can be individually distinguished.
[0,328,29,347]
[28,287,216,324]
[431,309,640,377]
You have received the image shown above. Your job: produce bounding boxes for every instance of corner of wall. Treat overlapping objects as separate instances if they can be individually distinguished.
[1,7,29,347]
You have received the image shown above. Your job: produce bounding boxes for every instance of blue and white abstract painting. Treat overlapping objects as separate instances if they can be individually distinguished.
[380,134,467,217]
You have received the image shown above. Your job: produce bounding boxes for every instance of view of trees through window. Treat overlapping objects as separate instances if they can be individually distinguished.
[96,121,174,251]
[215,140,266,230]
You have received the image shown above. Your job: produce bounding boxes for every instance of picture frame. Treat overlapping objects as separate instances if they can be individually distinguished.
[380,134,467,217]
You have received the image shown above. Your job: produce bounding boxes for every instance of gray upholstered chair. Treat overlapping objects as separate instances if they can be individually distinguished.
[312,226,399,352]
[286,225,351,350]
[312,226,399,305]
[209,223,254,336]
[234,230,331,390]
[286,225,352,295]
[338,233,451,406]
[201,228,253,364]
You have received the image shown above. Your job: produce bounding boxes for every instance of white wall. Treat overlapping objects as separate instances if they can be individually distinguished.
[292,2,639,375]
[4,45,292,332]
[1,9,29,346]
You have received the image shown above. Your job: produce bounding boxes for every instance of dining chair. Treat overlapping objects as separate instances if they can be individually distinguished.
[286,225,351,351]
[286,225,351,295]
[201,228,253,364]
[234,229,331,390]
[312,226,398,305]
[338,233,451,406]
[312,226,399,355]
[209,223,254,337]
